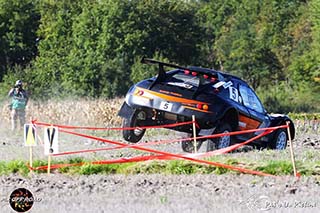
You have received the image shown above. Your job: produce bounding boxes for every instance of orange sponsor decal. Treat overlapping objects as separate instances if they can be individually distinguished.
[238,114,261,130]
[135,87,212,113]
[136,87,208,105]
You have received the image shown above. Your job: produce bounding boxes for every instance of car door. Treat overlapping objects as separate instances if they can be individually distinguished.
[238,84,269,135]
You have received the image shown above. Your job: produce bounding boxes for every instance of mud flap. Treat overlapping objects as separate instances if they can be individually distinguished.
[198,127,216,136]
[118,102,135,118]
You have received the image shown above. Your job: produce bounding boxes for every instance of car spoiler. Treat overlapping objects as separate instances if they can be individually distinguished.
[141,57,226,94]
[141,57,189,88]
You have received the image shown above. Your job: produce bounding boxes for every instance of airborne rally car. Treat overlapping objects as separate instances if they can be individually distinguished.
[118,58,295,152]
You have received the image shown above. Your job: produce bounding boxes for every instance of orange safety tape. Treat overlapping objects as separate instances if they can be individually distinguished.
[37,130,272,166]
[32,130,272,170]
[29,128,276,177]
[31,129,272,170]
[32,120,196,131]
[52,124,287,157]
[28,155,171,171]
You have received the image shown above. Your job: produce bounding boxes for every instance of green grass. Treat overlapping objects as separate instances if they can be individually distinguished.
[0,156,319,177]
[288,112,320,120]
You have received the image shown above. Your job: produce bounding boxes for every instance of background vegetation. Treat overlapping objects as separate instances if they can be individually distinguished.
[0,0,319,113]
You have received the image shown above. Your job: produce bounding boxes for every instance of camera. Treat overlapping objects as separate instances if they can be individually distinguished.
[14,85,22,90]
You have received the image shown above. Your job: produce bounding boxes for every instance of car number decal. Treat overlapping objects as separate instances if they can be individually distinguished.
[213,81,233,89]
[160,101,173,111]
[229,86,239,102]
[223,81,233,89]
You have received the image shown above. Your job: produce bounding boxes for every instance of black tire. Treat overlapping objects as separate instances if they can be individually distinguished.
[207,123,232,152]
[270,129,287,150]
[122,110,146,143]
[181,133,203,153]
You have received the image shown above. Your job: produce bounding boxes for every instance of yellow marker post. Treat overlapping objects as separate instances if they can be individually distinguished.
[29,147,33,168]
[286,121,297,177]
[192,115,197,153]
[24,124,36,170]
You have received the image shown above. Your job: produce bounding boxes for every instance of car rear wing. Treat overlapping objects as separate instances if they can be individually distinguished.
[141,57,188,70]
[141,57,188,86]
[141,57,226,91]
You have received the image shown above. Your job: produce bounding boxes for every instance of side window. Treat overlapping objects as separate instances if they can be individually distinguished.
[239,85,249,106]
[239,85,264,113]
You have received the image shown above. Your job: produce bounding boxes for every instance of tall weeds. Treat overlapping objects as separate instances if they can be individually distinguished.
[1,98,124,127]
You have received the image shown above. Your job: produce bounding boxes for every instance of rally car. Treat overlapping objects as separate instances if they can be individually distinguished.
[118,58,295,152]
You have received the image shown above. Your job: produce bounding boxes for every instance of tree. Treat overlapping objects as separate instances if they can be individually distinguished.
[0,0,39,81]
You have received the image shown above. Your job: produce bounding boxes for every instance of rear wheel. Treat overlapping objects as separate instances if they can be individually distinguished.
[122,110,146,143]
[207,123,232,152]
[181,133,203,153]
[270,129,287,150]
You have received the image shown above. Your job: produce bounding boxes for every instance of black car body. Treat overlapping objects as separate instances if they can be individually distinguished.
[118,58,295,152]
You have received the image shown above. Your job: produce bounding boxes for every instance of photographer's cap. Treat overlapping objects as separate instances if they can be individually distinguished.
[15,80,22,86]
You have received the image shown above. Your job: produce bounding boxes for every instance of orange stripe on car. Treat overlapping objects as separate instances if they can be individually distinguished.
[136,87,209,105]
[238,114,261,130]
[135,87,211,112]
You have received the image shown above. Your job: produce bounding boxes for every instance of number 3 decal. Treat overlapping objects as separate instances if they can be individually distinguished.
[229,87,239,102]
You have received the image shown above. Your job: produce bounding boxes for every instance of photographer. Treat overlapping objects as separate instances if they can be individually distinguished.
[8,80,29,131]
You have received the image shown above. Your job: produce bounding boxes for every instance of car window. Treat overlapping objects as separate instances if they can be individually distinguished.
[166,71,213,89]
[239,85,264,113]
[170,72,200,87]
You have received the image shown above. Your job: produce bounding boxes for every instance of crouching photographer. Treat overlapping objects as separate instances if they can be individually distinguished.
[8,80,29,131]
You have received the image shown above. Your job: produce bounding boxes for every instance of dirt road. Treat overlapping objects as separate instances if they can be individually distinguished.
[0,173,319,213]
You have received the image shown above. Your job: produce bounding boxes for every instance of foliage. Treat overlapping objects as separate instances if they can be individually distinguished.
[0,0,40,81]
[0,156,319,176]
[0,0,319,112]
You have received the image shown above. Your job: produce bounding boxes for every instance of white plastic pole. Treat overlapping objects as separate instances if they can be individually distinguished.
[192,115,197,153]
[287,121,297,177]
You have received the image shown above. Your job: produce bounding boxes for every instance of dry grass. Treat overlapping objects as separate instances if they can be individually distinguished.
[1,97,318,134]
[1,97,124,127]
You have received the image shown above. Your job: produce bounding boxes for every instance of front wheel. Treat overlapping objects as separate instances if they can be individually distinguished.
[207,123,232,152]
[122,110,146,143]
[270,129,287,150]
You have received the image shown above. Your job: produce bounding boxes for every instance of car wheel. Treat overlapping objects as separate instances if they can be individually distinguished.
[207,123,232,152]
[181,133,203,153]
[122,110,146,143]
[271,129,287,150]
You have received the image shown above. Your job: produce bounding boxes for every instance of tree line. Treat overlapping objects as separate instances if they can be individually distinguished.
[0,0,319,112]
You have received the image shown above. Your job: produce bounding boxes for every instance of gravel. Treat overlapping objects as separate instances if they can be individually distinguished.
[0,174,319,213]
[0,122,319,213]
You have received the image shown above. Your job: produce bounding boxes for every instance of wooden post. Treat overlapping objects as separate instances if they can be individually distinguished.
[192,115,197,153]
[287,121,297,177]
[29,118,33,171]
[29,146,33,168]
[47,155,51,175]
